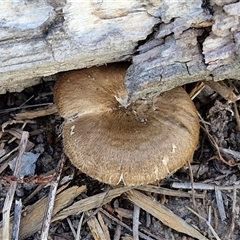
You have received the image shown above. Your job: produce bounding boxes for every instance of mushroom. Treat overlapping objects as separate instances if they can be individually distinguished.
[54,64,199,186]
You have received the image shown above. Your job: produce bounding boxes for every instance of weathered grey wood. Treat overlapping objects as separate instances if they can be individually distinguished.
[0,0,239,96]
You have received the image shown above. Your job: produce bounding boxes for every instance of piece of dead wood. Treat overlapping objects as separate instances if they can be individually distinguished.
[14,104,58,120]
[52,186,132,222]
[0,185,86,239]
[136,185,205,198]
[2,131,29,240]
[171,182,240,191]
[214,187,226,221]
[40,154,66,240]
[125,189,208,240]
[204,81,239,102]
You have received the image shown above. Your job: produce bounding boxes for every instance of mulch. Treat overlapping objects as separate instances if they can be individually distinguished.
[0,78,239,240]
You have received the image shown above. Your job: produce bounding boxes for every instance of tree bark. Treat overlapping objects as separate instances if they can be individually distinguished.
[0,0,239,96]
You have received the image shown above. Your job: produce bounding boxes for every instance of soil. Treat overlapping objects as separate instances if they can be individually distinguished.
[0,78,239,240]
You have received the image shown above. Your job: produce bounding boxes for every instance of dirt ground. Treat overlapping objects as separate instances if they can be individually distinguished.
[0,78,239,240]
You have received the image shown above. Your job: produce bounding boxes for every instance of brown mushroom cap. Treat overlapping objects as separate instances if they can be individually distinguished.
[54,64,199,186]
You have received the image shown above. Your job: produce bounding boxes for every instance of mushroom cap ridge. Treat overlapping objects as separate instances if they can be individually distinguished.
[54,64,200,186]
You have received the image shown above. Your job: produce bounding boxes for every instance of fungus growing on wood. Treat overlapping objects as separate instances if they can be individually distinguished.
[54,64,199,186]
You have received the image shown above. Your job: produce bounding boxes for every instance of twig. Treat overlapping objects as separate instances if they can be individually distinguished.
[40,154,66,240]
[136,185,205,198]
[2,131,29,240]
[207,205,212,237]
[171,182,240,191]
[187,160,196,209]
[0,102,53,114]
[133,205,140,240]
[225,184,237,239]
[186,206,221,240]
[140,228,162,240]
[0,147,18,165]
[11,199,23,240]
[198,113,235,166]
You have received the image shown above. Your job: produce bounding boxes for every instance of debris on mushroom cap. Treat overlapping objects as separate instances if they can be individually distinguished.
[54,64,200,186]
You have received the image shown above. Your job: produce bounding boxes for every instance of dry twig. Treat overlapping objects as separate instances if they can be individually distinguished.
[40,154,66,240]
[225,184,237,239]
[2,131,29,240]
[11,199,22,240]
[136,185,205,198]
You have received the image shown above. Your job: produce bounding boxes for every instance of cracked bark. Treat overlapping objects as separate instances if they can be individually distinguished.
[0,0,239,95]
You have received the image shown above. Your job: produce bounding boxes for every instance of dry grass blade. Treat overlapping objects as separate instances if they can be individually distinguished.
[126,190,208,240]
[0,185,86,239]
[52,186,132,222]
[2,131,29,240]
